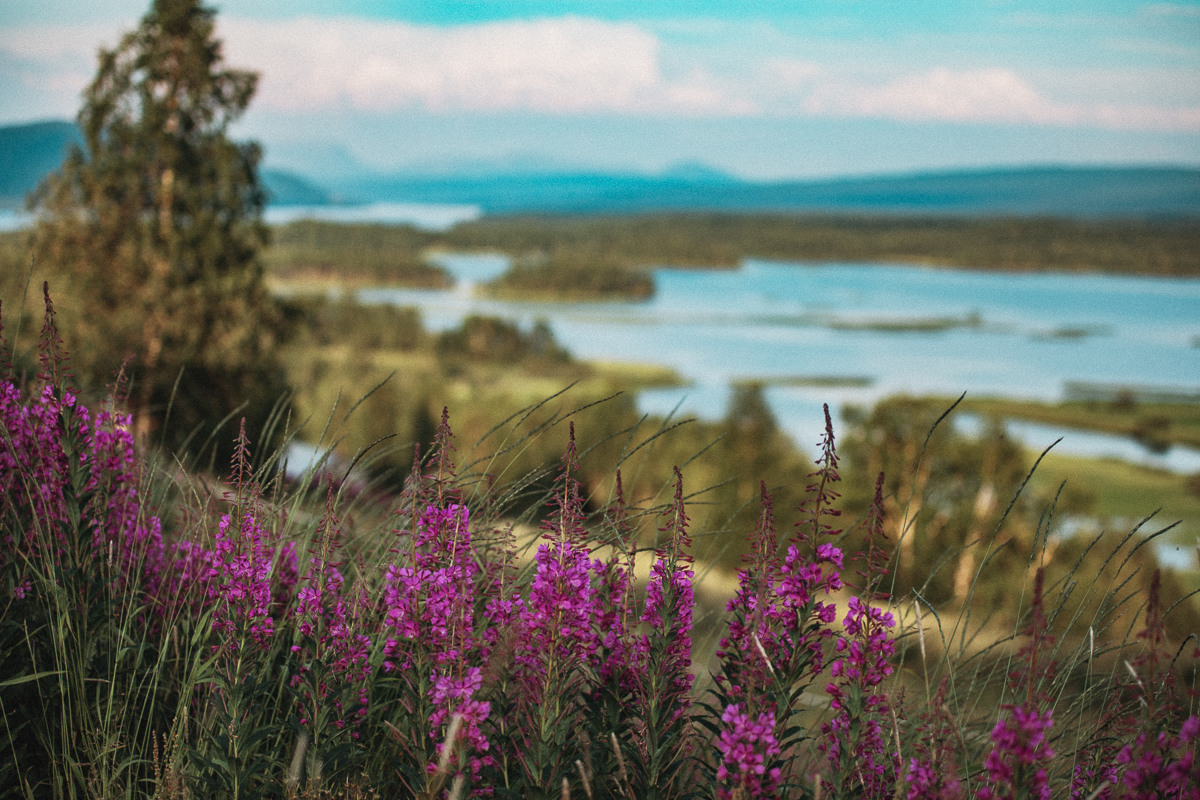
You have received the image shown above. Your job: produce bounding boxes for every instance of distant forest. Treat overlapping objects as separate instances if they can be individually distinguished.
[281,214,1200,281]
[443,213,1200,275]
[6,214,1197,310]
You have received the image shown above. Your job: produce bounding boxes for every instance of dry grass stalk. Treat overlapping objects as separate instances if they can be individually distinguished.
[610,732,632,799]
[575,758,593,800]
[286,732,309,799]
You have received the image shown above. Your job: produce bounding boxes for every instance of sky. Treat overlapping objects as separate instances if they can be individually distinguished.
[2,0,1199,180]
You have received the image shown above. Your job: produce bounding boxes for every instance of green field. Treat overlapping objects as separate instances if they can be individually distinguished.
[931,395,1200,559]
[948,395,1200,449]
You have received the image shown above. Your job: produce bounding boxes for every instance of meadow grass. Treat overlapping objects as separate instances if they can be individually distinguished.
[1,290,1198,800]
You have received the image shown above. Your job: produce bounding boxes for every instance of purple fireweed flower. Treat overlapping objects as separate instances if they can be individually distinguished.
[429,666,494,781]
[291,566,372,733]
[1068,760,1117,800]
[977,705,1055,800]
[1116,715,1200,799]
[516,537,600,688]
[639,553,694,696]
[714,703,782,799]
[515,426,604,701]
[1,375,165,600]
[904,680,965,800]
[818,479,898,799]
[905,757,964,800]
[977,568,1059,800]
[383,503,480,671]
[209,511,275,649]
[589,470,638,691]
[637,467,695,706]
[591,555,635,688]
[723,541,843,673]
[291,489,374,737]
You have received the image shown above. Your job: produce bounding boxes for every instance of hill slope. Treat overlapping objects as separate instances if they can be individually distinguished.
[3,119,1197,218]
[337,166,1200,217]
[0,121,82,207]
[0,120,330,208]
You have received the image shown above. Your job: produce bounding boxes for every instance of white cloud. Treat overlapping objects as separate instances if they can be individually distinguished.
[0,16,1195,132]
[218,15,754,116]
[762,57,821,87]
[1142,3,1200,18]
[0,23,127,119]
[809,67,1078,125]
[0,22,123,61]
[788,66,1200,132]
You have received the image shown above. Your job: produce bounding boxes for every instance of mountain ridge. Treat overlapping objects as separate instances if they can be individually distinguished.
[2,120,1197,218]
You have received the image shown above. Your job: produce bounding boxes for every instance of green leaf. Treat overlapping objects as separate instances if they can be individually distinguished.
[0,670,62,688]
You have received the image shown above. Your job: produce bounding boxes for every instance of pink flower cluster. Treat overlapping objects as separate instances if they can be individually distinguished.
[978,705,1055,800]
[714,703,782,799]
[0,382,74,539]
[383,502,497,779]
[0,376,163,598]
[905,758,963,800]
[831,597,896,688]
[518,536,601,686]
[291,516,372,735]
[822,595,898,798]
[429,667,492,780]
[638,552,694,697]
[384,504,480,669]
[209,511,276,649]
[1116,715,1200,799]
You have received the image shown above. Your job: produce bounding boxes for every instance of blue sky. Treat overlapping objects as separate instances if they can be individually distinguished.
[2,0,1199,179]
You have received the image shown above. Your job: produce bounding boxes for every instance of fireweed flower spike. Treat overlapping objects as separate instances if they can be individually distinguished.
[903,679,965,800]
[290,485,372,747]
[513,423,601,790]
[711,416,847,797]
[712,485,790,797]
[641,466,695,704]
[714,703,782,799]
[1113,570,1200,797]
[0,288,164,602]
[633,466,695,795]
[210,507,276,650]
[978,568,1056,800]
[592,469,637,690]
[383,503,493,776]
[822,472,900,800]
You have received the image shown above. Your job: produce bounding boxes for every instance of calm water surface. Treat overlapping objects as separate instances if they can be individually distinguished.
[359,254,1200,472]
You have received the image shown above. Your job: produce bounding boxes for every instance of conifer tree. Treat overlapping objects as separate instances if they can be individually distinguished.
[29,0,286,453]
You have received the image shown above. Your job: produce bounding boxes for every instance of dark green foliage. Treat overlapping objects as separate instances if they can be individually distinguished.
[27,0,287,457]
[436,316,571,365]
[487,251,655,301]
[287,295,427,352]
[264,220,448,287]
[446,213,1200,276]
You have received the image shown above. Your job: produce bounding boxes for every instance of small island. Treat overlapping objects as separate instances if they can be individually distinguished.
[484,250,655,301]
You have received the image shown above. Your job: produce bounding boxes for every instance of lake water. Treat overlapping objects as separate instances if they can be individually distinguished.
[1,202,481,233]
[9,200,1197,473]
[0,209,33,233]
[360,253,1200,473]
